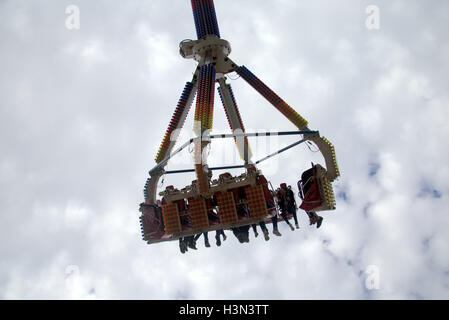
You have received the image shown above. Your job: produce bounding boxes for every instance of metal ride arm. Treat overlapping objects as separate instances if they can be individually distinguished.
[235,65,309,131]
[150,130,316,174]
[217,77,252,164]
[145,0,225,205]
[303,132,340,182]
[144,72,198,205]
[191,0,221,40]
[233,63,340,182]
[190,0,223,195]
[193,62,216,194]
[155,73,198,164]
[164,138,308,174]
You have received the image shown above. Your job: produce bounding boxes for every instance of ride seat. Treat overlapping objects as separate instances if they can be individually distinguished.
[298,165,323,211]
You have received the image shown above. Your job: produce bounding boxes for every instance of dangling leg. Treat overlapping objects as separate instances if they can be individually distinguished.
[317,215,324,229]
[251,224,259,238]
[259,221,270,241]
[215,230,221,246]
[294,211,300,229]
[309,211,324,229]
[289,206,299,229]
[272,215,281,236]
[217,229,227,241]
[186,235,197,250]
[306,211,317,225]
[215,229,226,246]
[179,238,187,254]
[203,232,211,247]
[280,209,295,231]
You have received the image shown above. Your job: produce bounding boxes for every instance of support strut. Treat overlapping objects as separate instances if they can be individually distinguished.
[191,0,221,39]
[236,65,309,130]
[193,63,217,194]
[155,78,198,164]
[217,77,252,163]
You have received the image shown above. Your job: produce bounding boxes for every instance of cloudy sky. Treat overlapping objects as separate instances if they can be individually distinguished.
[1,0,449,299]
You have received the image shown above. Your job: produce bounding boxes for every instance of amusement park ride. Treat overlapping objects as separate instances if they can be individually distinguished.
[139,0,340,247]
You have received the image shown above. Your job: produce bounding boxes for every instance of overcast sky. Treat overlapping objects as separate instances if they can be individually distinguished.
[1,0,449,299]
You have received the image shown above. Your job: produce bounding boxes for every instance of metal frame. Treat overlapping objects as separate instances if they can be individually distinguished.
[149,130,317,175]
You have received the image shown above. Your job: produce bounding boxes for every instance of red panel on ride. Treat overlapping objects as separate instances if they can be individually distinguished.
[244,185,268,218]
[162,203,182,234]
[216,192,238,224]
[299,180,323,212]
[188,197,209,229]
[140,205,165,240]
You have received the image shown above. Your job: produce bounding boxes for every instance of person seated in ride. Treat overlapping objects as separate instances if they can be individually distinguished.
[276,183,296,231]
[193,196,215,248]
[163,185,197,253]
[246,165,274,240]
[228,184,261,242]
[219,172,232,180]
[176,196,189,229]
[298,166,324,229]
[193,195,227,248]
[267,189,282,236]
[231,186,249,219]
[209,194,227,246]
[300,166,315,195]
[286,185,300,229]
[215,228,227,246]
[177,197,196,253]
[208,195,228,246]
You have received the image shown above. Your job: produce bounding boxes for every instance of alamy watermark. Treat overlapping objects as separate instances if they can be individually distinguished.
[365,265,380,290]
[365,5,380,30]
[65,5,80,30]
[168,124,283,175]
[65,264,80,290]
